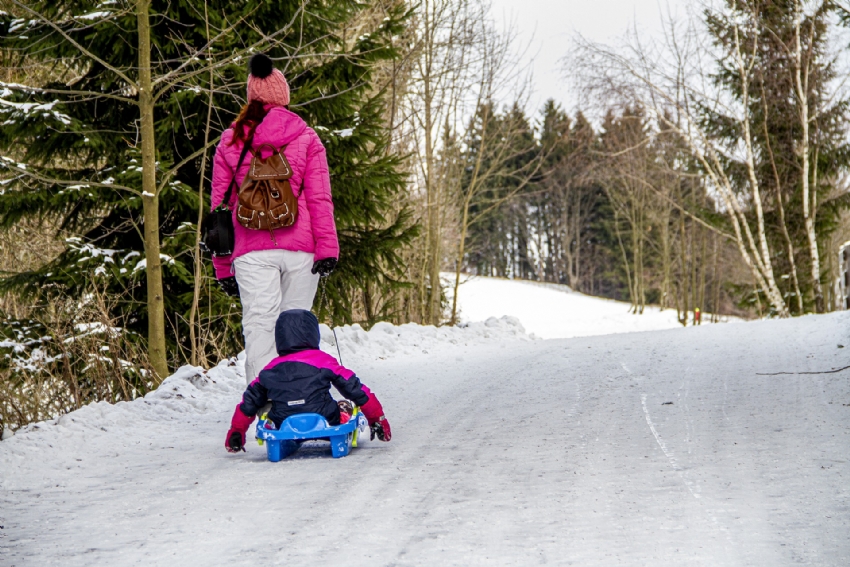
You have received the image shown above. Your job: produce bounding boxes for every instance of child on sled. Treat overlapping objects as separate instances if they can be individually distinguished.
[225,309,392,452]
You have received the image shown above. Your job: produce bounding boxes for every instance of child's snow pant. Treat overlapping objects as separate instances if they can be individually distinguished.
[234,249,320,384]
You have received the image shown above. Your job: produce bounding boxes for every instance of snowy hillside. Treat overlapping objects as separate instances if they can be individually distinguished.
[448,273,738,339]
[2,302,849,564]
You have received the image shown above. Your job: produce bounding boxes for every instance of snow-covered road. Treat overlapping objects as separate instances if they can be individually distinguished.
[1,313,849,566]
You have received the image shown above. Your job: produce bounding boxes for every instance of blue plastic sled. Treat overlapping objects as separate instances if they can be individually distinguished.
[256,412,367,462]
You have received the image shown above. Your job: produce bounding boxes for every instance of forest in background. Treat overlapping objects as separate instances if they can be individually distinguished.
[2,0,849,436]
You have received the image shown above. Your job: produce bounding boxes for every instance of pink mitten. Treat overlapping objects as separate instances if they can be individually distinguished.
[370,416,392,442]
[360,394,391,442]
[225,405,254,453]
[360,394,384,424]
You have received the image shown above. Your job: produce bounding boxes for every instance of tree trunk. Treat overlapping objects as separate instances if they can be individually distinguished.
[631,208,644,314]
[613,208,635,312]
[137,0,168,379]
[712,233,720,323]
[422,0,443,325]
[793,4,823,312]
[732,25,787,316]
[761,81,803,314]
[678,202,689,326]
[425,115,442,323]
[562,205,575,288]
[450,203,470,326]
[697,224,707,324]
[190,0,214,368]
[660,204,672,310]
[573,197,582,291]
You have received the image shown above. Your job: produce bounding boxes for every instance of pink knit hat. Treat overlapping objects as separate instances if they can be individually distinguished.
[247,53,290,107]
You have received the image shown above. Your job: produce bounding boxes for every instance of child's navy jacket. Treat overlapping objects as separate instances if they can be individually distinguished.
[238,309,371,427]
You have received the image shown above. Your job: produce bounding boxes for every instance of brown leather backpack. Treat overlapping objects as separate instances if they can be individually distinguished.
[236,143,298,233]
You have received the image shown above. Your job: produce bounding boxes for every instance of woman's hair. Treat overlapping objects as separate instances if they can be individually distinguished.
[230,99,269,146]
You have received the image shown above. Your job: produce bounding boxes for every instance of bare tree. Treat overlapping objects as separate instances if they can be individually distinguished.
[573,0,850,316]
[395,0,487,324]
[598,106,655,313]
[396,0,544,325]
[572,12,792,316]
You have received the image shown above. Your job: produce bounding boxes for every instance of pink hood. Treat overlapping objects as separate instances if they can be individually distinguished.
[210,106,339,278]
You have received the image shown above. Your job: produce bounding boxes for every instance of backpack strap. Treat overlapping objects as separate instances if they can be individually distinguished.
[217,140,252,211]
[251,143,279,157]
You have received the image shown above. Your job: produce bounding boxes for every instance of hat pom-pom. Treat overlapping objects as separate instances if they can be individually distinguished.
[249,53,274,79]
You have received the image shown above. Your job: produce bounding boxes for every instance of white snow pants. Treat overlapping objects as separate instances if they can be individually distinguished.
[234,249,319,384]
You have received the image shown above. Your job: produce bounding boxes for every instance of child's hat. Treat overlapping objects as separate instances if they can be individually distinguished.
[247,53,290,107]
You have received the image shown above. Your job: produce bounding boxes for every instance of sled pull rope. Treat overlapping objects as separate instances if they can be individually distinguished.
[318,276,343,365]
[333,327,342,365]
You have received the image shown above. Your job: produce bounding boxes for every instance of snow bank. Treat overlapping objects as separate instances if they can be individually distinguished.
[2,358,245,447]
[320,314,532,359]
[1,317,528,442]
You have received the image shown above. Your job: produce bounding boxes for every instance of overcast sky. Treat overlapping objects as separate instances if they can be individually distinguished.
[489,0,690,115]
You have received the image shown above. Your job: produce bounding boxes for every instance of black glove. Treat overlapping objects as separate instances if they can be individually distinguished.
[217,276,239,298]
[311,257,337,277]
[226,430,245,453]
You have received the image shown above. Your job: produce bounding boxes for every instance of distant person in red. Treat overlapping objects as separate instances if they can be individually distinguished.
[694,307,701,325]
[224,309,391,453]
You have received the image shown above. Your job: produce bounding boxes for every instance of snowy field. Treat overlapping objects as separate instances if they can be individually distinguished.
[2,284,849,565]
[448,273,738,339]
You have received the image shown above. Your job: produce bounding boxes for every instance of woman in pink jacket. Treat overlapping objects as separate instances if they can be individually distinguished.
[211,53,339,384]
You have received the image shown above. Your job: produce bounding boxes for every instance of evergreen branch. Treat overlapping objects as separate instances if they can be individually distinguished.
[150,7,260,90]
[0,158,134,193]
[155,136,222,195]
[10,0,138,93]
[289,79,368,108]
[0,82,134,105]
[153,6,315,101]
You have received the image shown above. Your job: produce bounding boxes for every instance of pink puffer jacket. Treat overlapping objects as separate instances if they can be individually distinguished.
[210,106,339,279]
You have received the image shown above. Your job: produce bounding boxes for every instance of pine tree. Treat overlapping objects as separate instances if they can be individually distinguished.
[0,1,415,378]
[531,103,611,292]
[463,103,538,278]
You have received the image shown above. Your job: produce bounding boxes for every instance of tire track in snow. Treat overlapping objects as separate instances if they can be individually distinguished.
[625,353,736,559]
[639,393,699,499]
[621,358,700,498]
